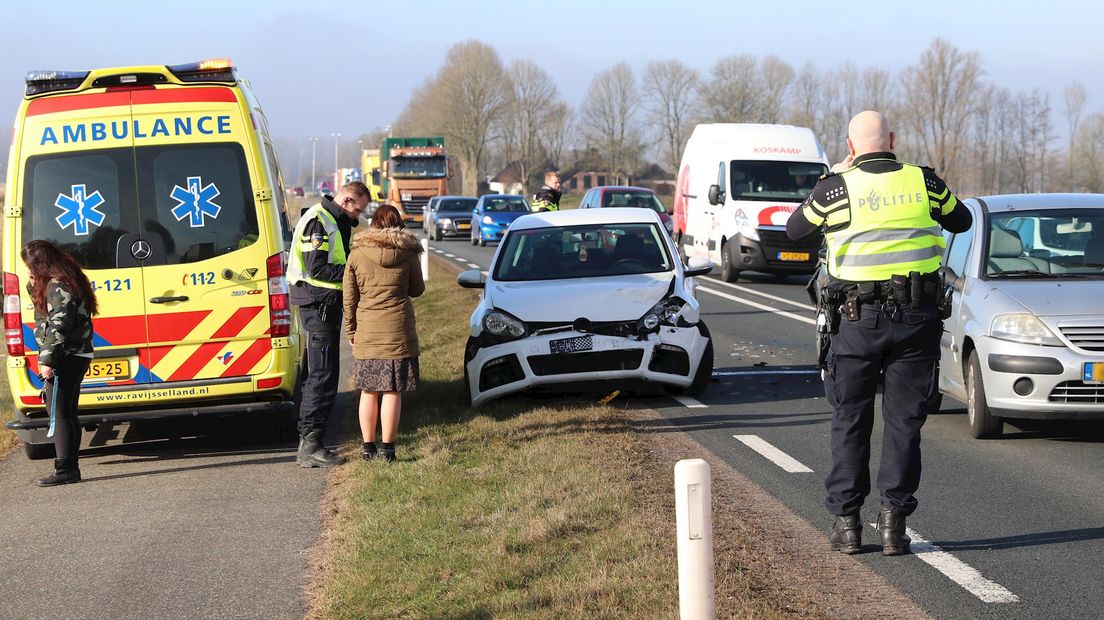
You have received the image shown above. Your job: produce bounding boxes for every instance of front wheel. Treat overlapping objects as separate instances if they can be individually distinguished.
[470,231,477,246]
[720,241,740,282]
[966,350,1003,438]
[478,235,487,247]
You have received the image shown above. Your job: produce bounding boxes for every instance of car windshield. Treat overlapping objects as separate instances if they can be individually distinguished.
[392,156,447,177]
[986,208,1104,278]
[440,198,477,211]
[493,222,673,281]
[729,161,827,202]
[600,191,666,213]
[482,196,529,212]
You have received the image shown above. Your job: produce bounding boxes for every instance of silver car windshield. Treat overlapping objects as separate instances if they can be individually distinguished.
[493,223,673,281]
[987,209,1104,278]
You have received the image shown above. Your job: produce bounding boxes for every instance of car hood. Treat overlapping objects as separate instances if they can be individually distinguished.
[988,279,1104,316]
[488,273,675,322]
[437,210,475,217]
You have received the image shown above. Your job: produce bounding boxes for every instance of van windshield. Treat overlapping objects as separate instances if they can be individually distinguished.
[729,160,827,202]
[22,143,258,269]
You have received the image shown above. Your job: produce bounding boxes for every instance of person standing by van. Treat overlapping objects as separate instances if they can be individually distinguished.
[288,181,371,467]
[21,240,97,486]
[786,111,971,555]
[342,205,424,462]
[531,172,562,212]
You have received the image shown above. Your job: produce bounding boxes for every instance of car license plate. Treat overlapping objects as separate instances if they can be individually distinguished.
[1084,362,1104,384]
[458,223,470,230]
[549,335,594,354]
[778,251,810,261]
[84,359,129,382]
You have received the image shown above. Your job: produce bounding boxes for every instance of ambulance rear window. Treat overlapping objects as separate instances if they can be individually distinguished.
[138,143,258,264]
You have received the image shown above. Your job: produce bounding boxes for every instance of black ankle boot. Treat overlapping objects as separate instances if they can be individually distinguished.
[829,514,862,554]
[361,442,378,461]
[379,442,396,463]
[37,459,81,487]
[877,508,911,556]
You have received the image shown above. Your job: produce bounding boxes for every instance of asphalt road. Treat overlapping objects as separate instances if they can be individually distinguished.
[0,360,360,619]
[430,230,1104,620]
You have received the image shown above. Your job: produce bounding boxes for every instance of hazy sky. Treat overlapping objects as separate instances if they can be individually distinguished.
[2,0,1101,146]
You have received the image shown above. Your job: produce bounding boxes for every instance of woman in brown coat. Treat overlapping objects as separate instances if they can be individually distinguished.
[343,205,425,462]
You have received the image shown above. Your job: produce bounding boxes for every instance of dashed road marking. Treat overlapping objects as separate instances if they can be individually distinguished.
[672,396,707,408]
[467,263,481,269]
[706,277,815,310]
[444,253,457,258]
[732,434,813,473]
[697,285,815,325]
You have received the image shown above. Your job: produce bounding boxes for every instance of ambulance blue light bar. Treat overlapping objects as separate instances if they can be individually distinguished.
[166,58,237,83]
[25,70,90,96]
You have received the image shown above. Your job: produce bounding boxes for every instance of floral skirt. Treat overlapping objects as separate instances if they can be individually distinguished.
[352,357,419,392]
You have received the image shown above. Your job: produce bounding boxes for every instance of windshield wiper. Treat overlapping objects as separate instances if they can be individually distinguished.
[986,269,1056,278]
[1053,272,1103,278]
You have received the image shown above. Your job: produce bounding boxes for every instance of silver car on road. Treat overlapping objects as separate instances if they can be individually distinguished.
[938,193,1104,438]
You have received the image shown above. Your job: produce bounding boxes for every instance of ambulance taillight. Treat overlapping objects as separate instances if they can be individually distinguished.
[267,253,291,338]
[3,272,25,356]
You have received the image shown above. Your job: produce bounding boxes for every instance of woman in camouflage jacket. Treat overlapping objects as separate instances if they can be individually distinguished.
[22,240,97,487]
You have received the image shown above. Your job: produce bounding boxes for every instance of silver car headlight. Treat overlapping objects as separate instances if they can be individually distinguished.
[734,208,759,241]
[482,309,527,341]
[989,313,1063,346]
[439,217,452,227]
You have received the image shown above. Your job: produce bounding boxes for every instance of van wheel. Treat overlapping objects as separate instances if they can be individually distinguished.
[967,351,1003,438]
[720,241,740,282]
[24,441,56,460]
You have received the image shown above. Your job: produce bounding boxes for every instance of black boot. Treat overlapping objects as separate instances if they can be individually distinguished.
[361,442,378,461]
[296,429,346,468]
[37,459,81,487]
[379,442,396,463]
[828,514,862,554]
[877,508,911,556]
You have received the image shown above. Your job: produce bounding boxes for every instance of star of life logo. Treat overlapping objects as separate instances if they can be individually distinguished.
[55,184,107,236]
[170,176,222,227]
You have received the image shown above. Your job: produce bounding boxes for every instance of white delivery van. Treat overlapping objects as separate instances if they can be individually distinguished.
[672,124,829,281]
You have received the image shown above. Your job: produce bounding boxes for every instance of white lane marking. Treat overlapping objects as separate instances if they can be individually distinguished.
[713,369,820,376]
[865,524,1019,604]
[467,263,481,269]
[732,435,813,473]
[444,253,457,258]
[706,277,815,310]
[698,285,815,326]
[672,396,707,408]
[431,247,444,253]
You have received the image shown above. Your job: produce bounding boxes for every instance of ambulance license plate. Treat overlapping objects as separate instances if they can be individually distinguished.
[84,359,129,382]
[1084,362,1104,384]
[550,335,594,354]
[778,251,810,262]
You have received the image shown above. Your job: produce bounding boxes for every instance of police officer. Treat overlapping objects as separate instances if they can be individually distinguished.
[531,171,562,212]
[288,181,371,467]
[786,111,972,555]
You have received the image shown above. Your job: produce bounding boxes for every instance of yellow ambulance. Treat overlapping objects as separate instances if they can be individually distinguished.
[2,59,301,458]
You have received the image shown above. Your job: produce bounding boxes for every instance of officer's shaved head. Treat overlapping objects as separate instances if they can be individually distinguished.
[847,110,894,156]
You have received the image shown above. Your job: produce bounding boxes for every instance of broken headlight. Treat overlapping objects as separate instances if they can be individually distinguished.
[638,297,687,332]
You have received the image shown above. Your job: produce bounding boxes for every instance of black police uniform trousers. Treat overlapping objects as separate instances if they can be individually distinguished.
[823,301,941,517]
[297,304,342,436]
[45,355,91,468]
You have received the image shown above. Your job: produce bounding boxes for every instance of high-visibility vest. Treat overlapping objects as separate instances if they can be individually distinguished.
[824,164,945,281]
[286,203,346,290]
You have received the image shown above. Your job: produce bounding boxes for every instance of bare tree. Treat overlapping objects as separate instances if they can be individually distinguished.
[538,101,574,171]
[501,60,562,193]
[700,54,760,123]
[899,38,985,185]
[1074,113,1104,191]
[758,56,794,123]
[642,59,700,174]
[1064,81,1087,189]
[580,63,641,183]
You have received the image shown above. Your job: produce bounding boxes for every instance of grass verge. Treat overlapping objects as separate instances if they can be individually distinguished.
[306,259,854,619]
[0,355,17,459]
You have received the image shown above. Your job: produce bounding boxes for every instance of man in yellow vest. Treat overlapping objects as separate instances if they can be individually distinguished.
[288,181,371,467]
[787,111,972,555]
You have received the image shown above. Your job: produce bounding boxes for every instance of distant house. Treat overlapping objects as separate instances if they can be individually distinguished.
[488,162,525,195]
[560,163,674,196]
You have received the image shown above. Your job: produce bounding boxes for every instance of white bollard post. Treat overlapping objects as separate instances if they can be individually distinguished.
[675,458,715,620]
[421,237,429,281]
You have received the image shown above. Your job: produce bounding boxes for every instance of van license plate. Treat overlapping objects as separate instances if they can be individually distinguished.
[777,252,810,261]
[1084,362,1104,384]
[84,359,129,382]
[550,336,594,354]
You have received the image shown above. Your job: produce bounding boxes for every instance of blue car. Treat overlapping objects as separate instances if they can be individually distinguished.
[471,194,531,246]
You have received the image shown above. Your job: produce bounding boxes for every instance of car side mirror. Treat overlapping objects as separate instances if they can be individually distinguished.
[457,269,486,289]
[707,184,724,206]
[684,257,714,277]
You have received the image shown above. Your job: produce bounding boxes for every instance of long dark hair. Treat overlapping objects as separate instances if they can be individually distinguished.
[370,204,405,229]
[21,240,98,315]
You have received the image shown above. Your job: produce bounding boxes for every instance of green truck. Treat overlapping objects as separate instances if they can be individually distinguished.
[380,137,450,227]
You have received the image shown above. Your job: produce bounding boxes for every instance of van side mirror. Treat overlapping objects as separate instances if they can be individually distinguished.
[708,184,724,206]
[684,257,714,278]
[457,269,486,289]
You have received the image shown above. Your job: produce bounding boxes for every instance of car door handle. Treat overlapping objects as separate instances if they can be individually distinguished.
[150,295,189,304]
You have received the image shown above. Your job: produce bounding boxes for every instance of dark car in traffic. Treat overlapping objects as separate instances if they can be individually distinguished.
[426,196,478,241]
